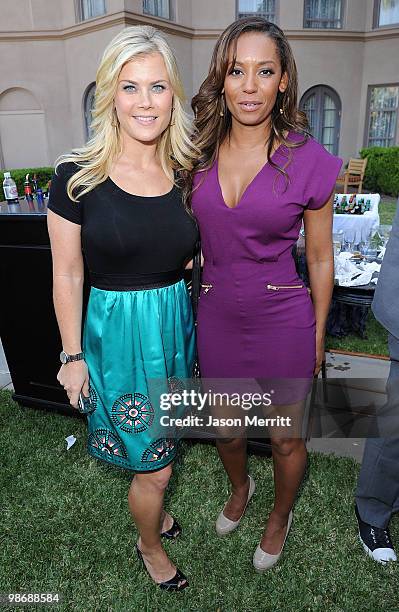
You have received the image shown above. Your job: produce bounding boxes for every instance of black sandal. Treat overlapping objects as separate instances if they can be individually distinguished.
[135,545,189,591]
[161,517,182,540]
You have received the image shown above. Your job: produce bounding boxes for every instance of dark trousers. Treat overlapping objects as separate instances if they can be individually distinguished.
[356,333,399,529]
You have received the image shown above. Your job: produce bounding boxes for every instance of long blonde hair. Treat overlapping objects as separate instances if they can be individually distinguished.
[56,25,198,201]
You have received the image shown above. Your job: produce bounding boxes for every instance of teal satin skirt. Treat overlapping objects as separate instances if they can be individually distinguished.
[83,279,195,472]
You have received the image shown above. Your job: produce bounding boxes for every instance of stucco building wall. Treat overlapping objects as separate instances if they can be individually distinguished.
[0,0,398,168]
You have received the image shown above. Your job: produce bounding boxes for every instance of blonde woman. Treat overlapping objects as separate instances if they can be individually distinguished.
[47,26,198,591]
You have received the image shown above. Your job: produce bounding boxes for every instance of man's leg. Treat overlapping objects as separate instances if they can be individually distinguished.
[355,332,399,562]
[356,437,399,529]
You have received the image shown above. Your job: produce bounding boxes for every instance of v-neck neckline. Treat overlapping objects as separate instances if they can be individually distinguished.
[215,133,290,210]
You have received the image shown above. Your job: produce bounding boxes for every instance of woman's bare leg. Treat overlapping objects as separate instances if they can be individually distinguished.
[260,399,307,554]
[215,438,250,520]
[128,464,183,584]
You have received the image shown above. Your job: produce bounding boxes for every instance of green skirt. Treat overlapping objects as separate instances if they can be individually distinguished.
[83,279,195,472]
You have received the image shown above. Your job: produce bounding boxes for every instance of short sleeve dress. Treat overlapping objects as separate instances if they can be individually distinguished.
[48,162,198,471]
[191,132,342,403]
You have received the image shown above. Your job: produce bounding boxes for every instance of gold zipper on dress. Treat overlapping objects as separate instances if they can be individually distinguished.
[201,283,213,294]
[266,283,304,291]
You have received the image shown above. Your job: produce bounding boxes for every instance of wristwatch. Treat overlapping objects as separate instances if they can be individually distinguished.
[60,350,85,364]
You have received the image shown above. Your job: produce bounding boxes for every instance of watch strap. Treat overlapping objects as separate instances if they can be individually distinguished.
[67,352,85,363]
[60,350,85,364]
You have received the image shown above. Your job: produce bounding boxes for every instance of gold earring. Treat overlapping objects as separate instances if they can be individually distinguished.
[279,91,287,116]
[111,110,119,127]
[170,107,175,127]
[220,95,225,117]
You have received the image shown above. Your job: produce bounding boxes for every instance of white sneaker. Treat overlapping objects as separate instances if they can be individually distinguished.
[355,504,397,564]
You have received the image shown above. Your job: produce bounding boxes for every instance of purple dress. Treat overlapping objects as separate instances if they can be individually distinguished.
[192,132,342,401]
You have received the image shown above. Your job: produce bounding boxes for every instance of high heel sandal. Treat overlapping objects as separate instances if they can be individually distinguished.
[161,517,182,540]
[135,545,189,591]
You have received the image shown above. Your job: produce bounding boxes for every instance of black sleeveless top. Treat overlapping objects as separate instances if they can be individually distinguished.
[47,162,198,290]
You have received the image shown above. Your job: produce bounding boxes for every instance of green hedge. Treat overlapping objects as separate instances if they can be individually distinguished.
[359,147,399,197]
[1,167,54,197]
[4,152,398,198]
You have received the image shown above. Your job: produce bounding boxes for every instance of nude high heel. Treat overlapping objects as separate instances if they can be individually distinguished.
[215,475,255,536]
[252,510,293,572]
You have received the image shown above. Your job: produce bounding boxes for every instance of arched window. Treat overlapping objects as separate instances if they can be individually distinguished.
[83,83,96,141]
[0,87,49,168]
[300,85,341,155]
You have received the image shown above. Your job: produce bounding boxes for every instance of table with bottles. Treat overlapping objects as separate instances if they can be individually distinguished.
[332,193,380,248]
[328,221,390,338]
[2,170,49,215]
[296,215,391,338]
[0,197,48,215]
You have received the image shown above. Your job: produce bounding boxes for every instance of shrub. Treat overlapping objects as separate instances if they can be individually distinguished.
[359,147,399,197]
[1,167,54,197]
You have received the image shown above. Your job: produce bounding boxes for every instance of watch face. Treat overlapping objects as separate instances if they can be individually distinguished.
[60,351,68,364]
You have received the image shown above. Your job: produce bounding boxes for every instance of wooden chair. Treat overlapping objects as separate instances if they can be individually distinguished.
[336,157,368,194]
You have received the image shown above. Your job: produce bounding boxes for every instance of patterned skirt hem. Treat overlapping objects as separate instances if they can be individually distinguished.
[87,445,178,473]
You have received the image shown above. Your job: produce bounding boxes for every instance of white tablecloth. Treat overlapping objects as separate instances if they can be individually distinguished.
[333,194,380,244]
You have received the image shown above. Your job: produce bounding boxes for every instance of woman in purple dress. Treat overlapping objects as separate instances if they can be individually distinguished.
[188,18,342,571]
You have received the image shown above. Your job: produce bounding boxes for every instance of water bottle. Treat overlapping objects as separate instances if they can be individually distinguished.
[2,172,21,212]
[36,186,45,211]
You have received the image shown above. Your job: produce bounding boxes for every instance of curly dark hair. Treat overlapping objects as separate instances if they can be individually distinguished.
[182,17,310,209]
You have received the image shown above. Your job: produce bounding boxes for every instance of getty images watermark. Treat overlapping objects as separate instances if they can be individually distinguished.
[147,376,399,439]
[158,389,292,429]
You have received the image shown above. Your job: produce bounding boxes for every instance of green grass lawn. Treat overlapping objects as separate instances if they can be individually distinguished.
[326,312,389,357]
[326,197,396,357]
[379,197,397,226]
[1,390,398,612]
